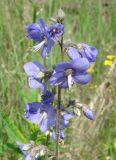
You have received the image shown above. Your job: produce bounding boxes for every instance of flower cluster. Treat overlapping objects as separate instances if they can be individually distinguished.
[18,9,98,160]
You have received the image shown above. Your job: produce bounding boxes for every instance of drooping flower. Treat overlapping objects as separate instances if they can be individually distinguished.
[67,44,98,63]
[26,18,64,58]
[49,58,91,88]
[23,61,45,91]
[41,90,54,104]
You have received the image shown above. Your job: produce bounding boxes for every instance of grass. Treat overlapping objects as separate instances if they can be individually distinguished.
[0,0,116,159]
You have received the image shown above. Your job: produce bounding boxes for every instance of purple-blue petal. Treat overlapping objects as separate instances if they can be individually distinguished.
[23,61,45,77]
[38,18,47,35]
[49,72,64,86]
[41,46,48,58]
[25,111,41,124]
[55,62,73,72]
[67,47,80,60]
[26,23,40,32]
[24,102,42,123]
[80,44,98,63]
[25,102,42,114]
[52,130,65,141]
[47,23,64,40]
[63,113,74,120]
[28,77,44,90]
[33,61,45,72]
[73,72,91,85]
[46,38,55,54]
[60,79,68,88]
[71,58,90,72]
[25,155,33,160]
[27,30,43,42]
[41,90,54,104]
[39,118,48,132]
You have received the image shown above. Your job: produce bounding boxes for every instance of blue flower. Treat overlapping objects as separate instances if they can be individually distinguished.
[41,90,54,104]
[82,105,94,120]
[26,19,64,58]
[47,23,64,41]
[24,103,73,133]
[26,18,46,42]
[49,58,91,88]
[67,44,98,63]
[27,18,54,58]
[23,61,45,91]
[24,102,56,132]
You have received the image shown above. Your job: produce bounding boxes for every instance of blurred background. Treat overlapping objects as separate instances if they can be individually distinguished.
[0,0,116,159]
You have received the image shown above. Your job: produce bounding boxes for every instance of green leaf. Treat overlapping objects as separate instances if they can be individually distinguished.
[0,112,27,143]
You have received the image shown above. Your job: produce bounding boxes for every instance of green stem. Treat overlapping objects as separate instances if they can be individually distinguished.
[55,35,63,160]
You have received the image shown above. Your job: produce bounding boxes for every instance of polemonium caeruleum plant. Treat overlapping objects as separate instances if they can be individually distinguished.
[18,9,98,160]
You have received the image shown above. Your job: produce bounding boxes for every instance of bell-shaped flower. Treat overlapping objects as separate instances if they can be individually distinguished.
[23,61,45,91]
[67,44,98,63]
[49,58,91,88]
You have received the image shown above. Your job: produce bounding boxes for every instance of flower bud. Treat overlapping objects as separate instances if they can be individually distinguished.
[83,108,94,120]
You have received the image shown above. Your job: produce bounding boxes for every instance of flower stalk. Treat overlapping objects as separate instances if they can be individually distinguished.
[55,86,61,160]
[55,35,64,160]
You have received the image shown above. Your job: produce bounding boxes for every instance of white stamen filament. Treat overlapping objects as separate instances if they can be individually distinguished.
[67,74,73,88]
[33,40,46,51]
[42,112,47,119]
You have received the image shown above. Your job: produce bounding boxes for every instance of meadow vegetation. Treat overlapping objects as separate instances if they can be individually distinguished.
[0,0,116,159]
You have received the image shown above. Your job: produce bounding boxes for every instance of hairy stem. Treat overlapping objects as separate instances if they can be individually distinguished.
[55,36,63,160]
